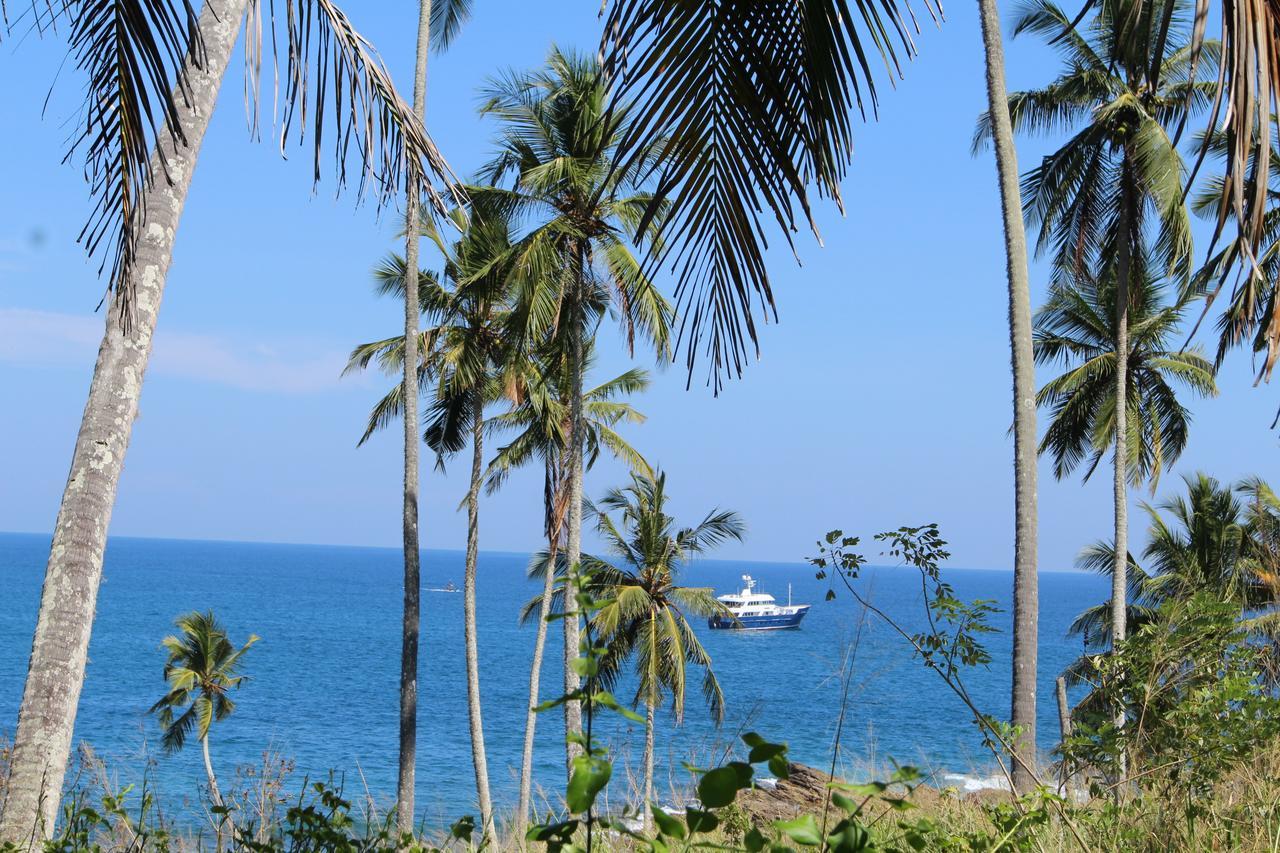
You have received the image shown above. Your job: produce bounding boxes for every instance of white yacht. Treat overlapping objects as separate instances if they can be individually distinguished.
[708,575,810,630]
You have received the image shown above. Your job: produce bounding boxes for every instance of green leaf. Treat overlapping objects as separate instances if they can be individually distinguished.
[652,806,686,840]
[747,740,787,764]
[526,819,578,842]
[744,828,767,852]
[698,763,752,808]
[768,755,790,780]
[534,695,570,712]
[450,815,475,841]
[566,755,612,813]
[571,657,599,677]
[825,819,871,853]
[774,815,823,847]
[829,781,887,797]
[830,792,858,813]
[594,691,645,723]
[684,807,719,834]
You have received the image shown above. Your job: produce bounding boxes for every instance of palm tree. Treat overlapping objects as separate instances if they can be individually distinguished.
[586,471,744,828]
[0,4,454,842]
[476,46,673,767]
[1034,269,1218,493]
[974,0,1041,793]
[1066,473,1280,694]
[347,206,519,840]
[393,4,473,830]
[148,612,259,811]
[484,352,652,835]
[981,0,1208,659]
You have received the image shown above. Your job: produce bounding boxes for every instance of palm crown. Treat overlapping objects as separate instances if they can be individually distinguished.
[484,350,653,523]
[474,46,672,362]
[1034,269,1217,488]
[1067,474,1280,657]
[149,611,258,753]
[978,0,1212,281]
[585,471,745,722]
[345,205,522,455]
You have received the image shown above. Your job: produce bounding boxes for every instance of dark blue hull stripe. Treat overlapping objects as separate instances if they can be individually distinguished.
[708,612,808,630]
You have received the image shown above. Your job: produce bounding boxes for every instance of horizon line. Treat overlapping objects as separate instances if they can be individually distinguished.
[0,529,1089,575]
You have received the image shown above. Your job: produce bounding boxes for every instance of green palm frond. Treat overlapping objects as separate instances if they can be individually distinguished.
[597,0,940,389]
[149,611,257,753]
[21,0,460,330]
[580,469,743,724]
[429,0,471,53]
[1034,265,1216,486]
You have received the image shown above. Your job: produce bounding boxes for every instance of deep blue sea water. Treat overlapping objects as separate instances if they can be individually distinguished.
[0,533,1105,827]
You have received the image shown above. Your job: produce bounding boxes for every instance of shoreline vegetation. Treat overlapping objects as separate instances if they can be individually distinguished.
[6,0,1280,849]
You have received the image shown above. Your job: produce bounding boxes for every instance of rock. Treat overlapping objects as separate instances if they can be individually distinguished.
[737,763,945,828]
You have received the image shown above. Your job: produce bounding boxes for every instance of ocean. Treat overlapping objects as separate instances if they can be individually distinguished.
[0,533,1106,826]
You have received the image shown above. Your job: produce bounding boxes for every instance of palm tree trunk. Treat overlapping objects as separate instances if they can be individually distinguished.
[562,247,587,773]
[201,735,224,812]
[642,699,655,832]
[1110,160,1134,783]
[516,465,562,837]
[976,0,1040,795]
[0,2,246,844]
[1055,676,1072,740]
[464,397,495,839]
[1112,169,1133,653]
[395,0,432,834]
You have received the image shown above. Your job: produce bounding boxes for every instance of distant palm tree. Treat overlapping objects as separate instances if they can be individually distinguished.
[149,612,258,811]
[1034,270,1218,493]
[1066,474,1280,686]
[485,350,652,836]
[985,0,1211,651]
[476,46,672,767]
[393,0,473,830]
[586,471,744,828]
[347,205,519,839]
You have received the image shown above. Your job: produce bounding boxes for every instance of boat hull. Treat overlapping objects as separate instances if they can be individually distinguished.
[708,607,809,631]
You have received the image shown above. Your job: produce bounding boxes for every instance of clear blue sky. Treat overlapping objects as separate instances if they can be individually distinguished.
[0,1,1274,569]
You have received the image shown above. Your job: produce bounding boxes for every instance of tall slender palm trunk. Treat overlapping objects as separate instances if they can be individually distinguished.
[562,258,587,773]
[0,2,247,844]
[201,735,223,811]
[516,465,563,836]
[642,699,655,832]
[464,398,495,839]
[1111,171,1133,652]
[396,0,432,834]
[1110,164,1134,782]
[976,0,1040,795]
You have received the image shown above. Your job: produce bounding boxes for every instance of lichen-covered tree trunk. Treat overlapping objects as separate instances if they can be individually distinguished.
[464,401,495,839]
[976,0,1040,795]
[1111,172,1133,653]
[562,254,587,775]
[396,0,432,834]
[0,1,247,844]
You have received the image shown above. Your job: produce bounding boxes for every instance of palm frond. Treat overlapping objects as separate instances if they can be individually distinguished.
[599,0,939,391]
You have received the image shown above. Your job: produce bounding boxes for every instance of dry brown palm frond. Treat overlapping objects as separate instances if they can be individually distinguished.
[1184,0,1280,382]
